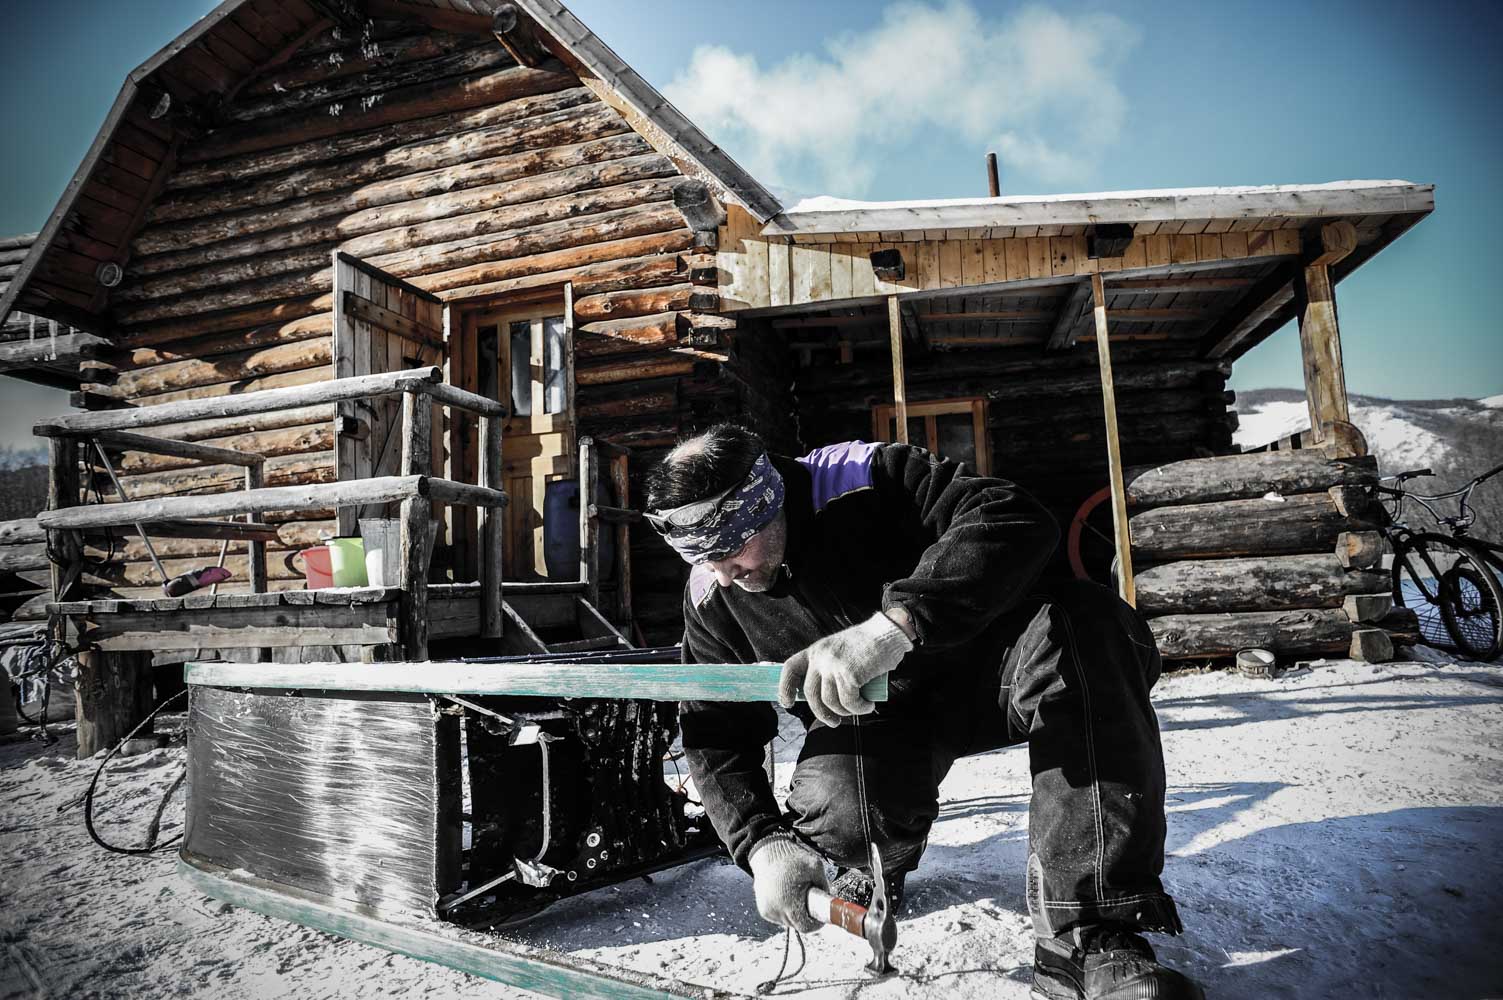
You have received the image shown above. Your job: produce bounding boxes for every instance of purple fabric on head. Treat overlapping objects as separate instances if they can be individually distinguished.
[797,441,880,512]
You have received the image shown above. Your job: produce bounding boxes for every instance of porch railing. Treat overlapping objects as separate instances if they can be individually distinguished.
[33,366,507,658]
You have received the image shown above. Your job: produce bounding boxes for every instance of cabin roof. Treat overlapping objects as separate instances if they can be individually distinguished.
[766,180,1434,238]
[0,0,782,333]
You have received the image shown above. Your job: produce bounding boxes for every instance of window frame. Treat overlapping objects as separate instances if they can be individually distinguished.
[871,396,991,476]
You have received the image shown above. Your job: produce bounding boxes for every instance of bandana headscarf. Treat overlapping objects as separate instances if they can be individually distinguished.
[656,453,785,564]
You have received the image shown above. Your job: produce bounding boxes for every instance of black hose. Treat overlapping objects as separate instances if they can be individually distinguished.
[83,688,189,856]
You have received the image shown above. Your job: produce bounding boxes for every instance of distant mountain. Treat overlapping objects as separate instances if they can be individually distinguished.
[1234,389,1503,535]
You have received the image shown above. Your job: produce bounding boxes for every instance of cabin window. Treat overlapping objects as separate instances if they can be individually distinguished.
[543,315,567,414]
[508,320,532,417]
[872,397,990,475]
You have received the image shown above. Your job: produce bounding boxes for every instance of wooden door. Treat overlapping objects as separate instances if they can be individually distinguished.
[331,252,445,536]
[453,293,575,581]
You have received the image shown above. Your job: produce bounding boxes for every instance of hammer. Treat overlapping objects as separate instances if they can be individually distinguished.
[804,843,897,974]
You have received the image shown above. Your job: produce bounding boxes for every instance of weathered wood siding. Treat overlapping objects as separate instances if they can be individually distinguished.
[719,212,1303,312]
[71,17,719,636]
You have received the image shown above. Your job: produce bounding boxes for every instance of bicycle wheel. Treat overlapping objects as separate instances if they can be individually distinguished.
[1439,552,1503,660]
[1391,534,1462,648]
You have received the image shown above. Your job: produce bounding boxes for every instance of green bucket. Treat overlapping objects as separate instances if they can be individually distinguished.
[326,536,369,587]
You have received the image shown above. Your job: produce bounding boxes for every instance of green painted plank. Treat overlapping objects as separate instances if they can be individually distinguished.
[179,857,729,1000]
[183,660,888,704]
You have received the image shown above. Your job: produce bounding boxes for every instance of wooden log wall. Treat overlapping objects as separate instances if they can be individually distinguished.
[1124,450,1405,662]
[66,16,720,628]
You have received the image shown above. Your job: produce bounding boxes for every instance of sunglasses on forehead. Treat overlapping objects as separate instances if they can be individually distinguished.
[644,457,765,533]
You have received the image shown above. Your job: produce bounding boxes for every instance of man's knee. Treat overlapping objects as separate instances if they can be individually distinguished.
[786,754,938,870]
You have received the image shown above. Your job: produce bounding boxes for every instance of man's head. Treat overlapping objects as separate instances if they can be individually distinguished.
[645,423,788,592]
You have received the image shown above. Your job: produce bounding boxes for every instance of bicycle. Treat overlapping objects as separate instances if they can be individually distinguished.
[1373,463,1503,661]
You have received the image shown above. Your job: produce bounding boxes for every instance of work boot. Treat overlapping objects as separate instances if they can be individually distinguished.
[1032,924,1205,1000]
[830,866,906,914]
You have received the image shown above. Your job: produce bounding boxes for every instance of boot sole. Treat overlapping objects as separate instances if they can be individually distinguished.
[1031,973,1207,1000]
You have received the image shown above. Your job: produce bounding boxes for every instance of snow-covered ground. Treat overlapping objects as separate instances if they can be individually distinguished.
[4,654,1502,999]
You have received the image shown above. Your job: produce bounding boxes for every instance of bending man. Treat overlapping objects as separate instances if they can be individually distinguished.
[645,424,1203,1000]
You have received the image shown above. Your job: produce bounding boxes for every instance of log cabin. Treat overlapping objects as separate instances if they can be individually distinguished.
[0,0,1432,755]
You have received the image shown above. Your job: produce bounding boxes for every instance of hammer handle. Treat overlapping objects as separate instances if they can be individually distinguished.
[806,886,869,938]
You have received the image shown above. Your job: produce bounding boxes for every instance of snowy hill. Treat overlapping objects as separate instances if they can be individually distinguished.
[1234,388,1503,532]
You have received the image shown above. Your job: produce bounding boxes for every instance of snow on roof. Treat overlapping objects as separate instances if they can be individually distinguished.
[766,179,1434,236]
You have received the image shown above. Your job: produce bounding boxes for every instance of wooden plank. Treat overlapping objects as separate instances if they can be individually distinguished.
[343,291,445,350]
[1091,273,1135,606]
[830,246,853,300]
[183,660,889,703]
[888,296,908,445]
[89,430,262,468]
[37,475,444,531]
[35,367,443,436]
[768,240,791,307]
[179,858,712,1000]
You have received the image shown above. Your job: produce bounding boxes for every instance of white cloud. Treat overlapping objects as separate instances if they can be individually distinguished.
[664,1,1139,199]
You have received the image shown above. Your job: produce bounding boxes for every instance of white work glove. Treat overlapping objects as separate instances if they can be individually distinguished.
[778,611,913,728]
[748,831,828,932]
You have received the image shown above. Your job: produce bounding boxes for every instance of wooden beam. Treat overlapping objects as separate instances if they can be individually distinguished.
[1295,227,1352,444]
[342,292,444,350]
[90,430,262,468]
[36,475,503,532]
[1107,277,1255,294]
[888,296,908,444]
[1200,263,1297,359]
[917,310,1054,322]
[490,3,553,68]
[671,179,725,233]
[1091,273,1135,606]
[34,367,444,436]
[1046,279,1093,351]
[138,519,280,542]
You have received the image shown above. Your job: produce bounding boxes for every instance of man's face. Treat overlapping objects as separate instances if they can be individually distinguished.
[705,510,787,592]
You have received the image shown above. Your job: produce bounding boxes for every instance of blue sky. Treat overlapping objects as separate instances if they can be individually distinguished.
[1,0,1499,449]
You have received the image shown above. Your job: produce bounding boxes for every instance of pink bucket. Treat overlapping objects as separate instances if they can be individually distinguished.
[289,545,334,589]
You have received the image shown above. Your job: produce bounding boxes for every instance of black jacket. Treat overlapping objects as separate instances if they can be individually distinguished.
[679,441,1060,868]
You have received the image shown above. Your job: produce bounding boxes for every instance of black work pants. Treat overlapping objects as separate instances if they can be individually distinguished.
[783,579,1182,936]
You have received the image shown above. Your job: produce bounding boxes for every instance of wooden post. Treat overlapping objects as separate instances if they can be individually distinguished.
[75,650,155,759]
[478,412,504,639]
[400,390,432,659]
[578,436,601,609]
[985,152,1001,197]
[887,296,908,444]
[46,437,83,603]
[610,452,632,626]
[1295,222,1356,445]
[1091,273,1136,606]
[245,462,267,593]
[399,496,431,661]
